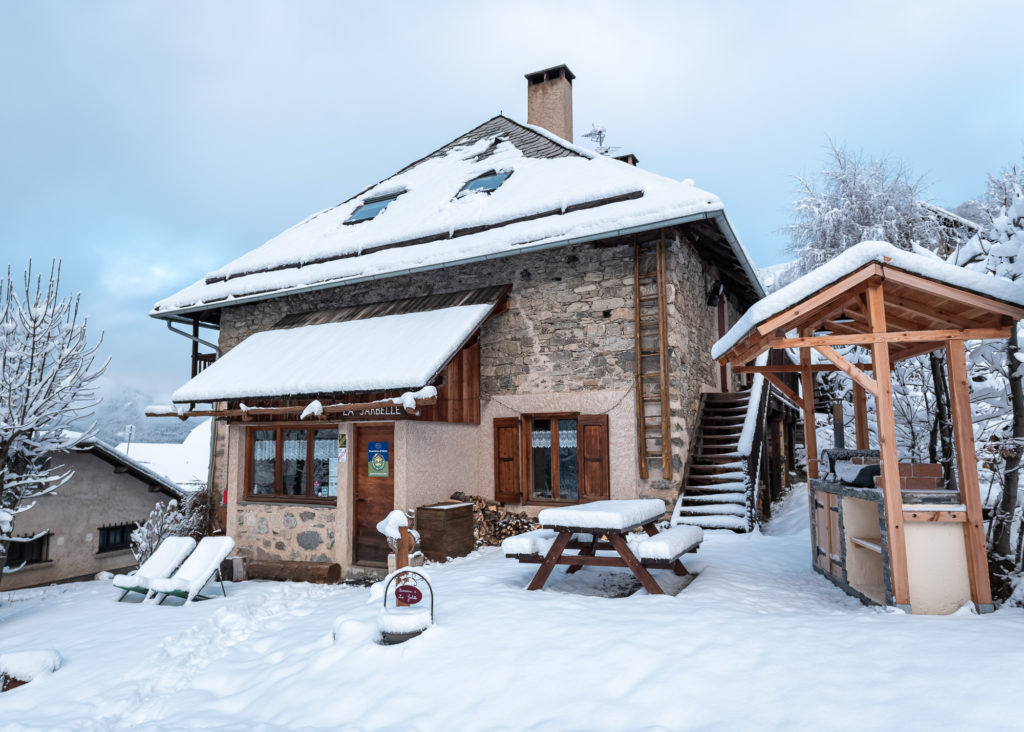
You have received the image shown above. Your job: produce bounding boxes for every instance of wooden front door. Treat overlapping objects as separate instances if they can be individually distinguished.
[355,424,395,566]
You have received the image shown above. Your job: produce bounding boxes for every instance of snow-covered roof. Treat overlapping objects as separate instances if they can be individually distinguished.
[172,304,492,403]
[116,419,211,491]
[71,434,184,498]
[151,115,760,319]
[713,241,1024,360]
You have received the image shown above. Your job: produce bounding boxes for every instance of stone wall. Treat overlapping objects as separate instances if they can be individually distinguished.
[232,502,337,562]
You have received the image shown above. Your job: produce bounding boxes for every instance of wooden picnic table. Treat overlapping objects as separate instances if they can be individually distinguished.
[504,499,701,595]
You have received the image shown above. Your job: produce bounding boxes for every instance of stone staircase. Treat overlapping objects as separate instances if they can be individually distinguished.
[673,390,755,531]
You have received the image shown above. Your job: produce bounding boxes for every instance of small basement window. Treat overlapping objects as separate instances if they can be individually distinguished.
[98,523,135,553]
[345,192,402,224]
[4,532,50,567]
[457,171,511,196]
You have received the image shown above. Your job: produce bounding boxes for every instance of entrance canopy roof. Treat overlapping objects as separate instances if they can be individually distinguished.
[172,303,493,404]
[713,242,1024,367]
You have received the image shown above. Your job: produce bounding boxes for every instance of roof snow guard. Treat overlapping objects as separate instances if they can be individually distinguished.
[151,115,762,323]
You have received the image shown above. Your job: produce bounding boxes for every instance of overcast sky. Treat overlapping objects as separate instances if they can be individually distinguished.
[1,0,1022,402]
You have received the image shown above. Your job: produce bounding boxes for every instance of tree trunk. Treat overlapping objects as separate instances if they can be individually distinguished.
[992,328,1024,572]
[929,352,955,491]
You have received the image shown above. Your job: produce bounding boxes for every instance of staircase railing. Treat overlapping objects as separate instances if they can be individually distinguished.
[737,354,771,531]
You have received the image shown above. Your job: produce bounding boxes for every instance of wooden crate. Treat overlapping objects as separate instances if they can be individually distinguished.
[416,502,475,562]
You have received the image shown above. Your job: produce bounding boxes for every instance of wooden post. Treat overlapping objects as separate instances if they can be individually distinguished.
[853,382,870,449]
[799,332,819,479]
[945,337,994,609]
[866,283,911,608]
[397,525,411,571]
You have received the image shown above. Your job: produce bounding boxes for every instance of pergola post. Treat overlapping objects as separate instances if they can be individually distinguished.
[799,328,819,480]
[945,337,994,609]
[852,382,869,449]
[866,283,911,608]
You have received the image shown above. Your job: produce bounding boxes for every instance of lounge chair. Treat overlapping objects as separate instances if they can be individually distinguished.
[148,536,236,604]
[112,536,196,601]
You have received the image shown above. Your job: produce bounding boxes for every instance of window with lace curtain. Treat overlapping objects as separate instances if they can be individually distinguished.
[245,426,339,502]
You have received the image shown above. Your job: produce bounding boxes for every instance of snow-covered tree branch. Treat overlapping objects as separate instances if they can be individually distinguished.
[0,261,107,575]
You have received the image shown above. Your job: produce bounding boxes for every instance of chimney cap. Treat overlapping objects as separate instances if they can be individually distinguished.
[525,64,575,86]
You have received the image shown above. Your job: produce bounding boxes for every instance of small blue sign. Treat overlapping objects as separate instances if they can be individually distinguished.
[368,441,389,478]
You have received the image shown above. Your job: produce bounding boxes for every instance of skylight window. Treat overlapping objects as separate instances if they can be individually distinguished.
[345,192,402,224]
[458,171,511,196]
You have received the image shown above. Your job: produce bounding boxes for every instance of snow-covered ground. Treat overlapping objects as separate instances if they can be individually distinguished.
[3,489,1024,731]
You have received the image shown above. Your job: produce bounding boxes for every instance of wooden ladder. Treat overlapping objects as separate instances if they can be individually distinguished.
[633,232,672,481]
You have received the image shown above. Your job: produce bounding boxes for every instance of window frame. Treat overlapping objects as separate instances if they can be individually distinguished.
[243,424,339,505]
[344,191,403,224]
[524,413,580,504]
[97,523,135,554]
[457,170,512,197]
[4,532,51,567]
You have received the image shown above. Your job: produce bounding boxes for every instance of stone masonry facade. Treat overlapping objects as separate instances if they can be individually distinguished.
[213,231,736,558]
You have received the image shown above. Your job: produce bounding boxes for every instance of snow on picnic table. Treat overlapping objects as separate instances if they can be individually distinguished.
[3,489,1024,731]
[537,498,666,529]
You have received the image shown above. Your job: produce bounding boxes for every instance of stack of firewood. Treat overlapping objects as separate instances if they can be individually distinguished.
[450,492,537,546]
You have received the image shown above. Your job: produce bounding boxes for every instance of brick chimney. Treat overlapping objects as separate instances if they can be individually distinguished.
[525,64,575,142]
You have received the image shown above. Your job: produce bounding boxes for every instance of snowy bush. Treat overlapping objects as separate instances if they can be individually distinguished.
[131,491,209,565]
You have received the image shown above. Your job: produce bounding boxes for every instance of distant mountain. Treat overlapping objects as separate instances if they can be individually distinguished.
[75,386,198,445]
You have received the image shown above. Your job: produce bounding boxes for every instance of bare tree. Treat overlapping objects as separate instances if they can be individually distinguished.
[0,261,106,577]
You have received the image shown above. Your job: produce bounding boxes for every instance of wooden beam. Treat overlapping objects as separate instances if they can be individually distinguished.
[735,363,875,374]
[866,283,911,608]
[889,340,943,363]
[811,345,879,396]
[146,395,437,420]
[800,328,819,480]
[764,372,802,407]
[902,510,966,523]
[773,328,1009,350]
[880,266,1024,322]
[756,265,881,336]
[945,337,994,607]
[853,380,870,450]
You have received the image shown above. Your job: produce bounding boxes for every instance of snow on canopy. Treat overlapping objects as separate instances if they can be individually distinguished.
[151,116,727,317]
[712,241,1024,361]
[172,304,492,403]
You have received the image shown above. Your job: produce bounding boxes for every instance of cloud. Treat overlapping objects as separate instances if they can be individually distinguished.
[101,258,193,298]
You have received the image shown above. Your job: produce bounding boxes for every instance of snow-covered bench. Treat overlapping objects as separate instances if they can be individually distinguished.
[503,525,701,572]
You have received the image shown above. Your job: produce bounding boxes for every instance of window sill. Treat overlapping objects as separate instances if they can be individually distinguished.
[240,496,338,507]
[5,559,54,574]
[96,548,134,558]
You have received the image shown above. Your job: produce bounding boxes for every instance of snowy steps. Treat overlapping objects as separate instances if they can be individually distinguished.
[673,390,756,532]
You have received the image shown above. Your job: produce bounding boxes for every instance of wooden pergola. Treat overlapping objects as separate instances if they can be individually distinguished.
[715,253,1024,610]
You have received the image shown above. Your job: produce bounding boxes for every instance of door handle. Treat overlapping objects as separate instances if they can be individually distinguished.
[357,497,366,503]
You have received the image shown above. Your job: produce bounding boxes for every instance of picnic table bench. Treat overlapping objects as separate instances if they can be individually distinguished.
[502,499,702,594]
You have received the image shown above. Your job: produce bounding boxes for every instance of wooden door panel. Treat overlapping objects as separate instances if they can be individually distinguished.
[355,424,395,566]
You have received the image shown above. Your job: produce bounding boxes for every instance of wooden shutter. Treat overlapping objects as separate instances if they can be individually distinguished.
[578,414,610,501]
[493,417,521,503]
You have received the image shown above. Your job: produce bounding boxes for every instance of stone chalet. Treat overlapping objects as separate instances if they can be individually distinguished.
[148,65,786,576]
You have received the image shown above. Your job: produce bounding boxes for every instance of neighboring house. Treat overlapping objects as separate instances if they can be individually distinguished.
[148,65,773,574]
[0,436,182,591]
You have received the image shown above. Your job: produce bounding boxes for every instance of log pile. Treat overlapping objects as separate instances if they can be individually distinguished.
[450,492,538,546]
